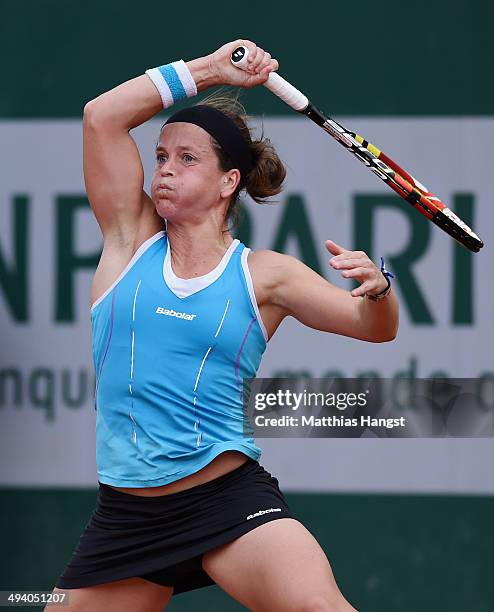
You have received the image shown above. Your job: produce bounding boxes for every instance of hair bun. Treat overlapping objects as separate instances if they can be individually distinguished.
[195,89,287,232]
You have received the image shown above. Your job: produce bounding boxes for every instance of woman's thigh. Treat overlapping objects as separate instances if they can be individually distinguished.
[44,577,173,612]
[202,518,358,612]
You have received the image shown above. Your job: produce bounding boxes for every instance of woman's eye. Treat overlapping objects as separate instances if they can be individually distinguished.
[156,153,194,163]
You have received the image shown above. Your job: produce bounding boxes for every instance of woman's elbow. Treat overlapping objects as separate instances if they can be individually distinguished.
[374,331,398,343]
[83,97,113,128]
[377,312,399,342]
[372,324,399,343]
[83,99,102,128]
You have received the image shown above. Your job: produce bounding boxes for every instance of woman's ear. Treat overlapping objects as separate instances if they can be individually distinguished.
[220,169,241,197]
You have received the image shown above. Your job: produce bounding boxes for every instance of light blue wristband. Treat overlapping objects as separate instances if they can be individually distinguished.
[145,60,197,109]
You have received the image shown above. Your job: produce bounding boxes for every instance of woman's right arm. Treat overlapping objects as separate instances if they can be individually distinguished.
[83,40,277,246]
[83,60,216,248]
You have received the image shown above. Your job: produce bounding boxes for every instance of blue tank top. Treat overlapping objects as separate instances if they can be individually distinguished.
[90,231,268,487]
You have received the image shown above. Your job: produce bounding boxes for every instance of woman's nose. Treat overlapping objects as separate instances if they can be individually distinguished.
[160,166,174,176]
[160,158,175,176]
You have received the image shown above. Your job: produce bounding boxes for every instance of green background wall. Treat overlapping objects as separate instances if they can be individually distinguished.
[1,1,492,610]
[0,0,491,118]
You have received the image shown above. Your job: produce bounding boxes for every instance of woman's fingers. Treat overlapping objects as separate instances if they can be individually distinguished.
[341,266,374,278]
[330,258,372,270]
[325,239,349,256]
[236,40,268,73]
[351,282,374,297]
[212,40,277,88]
[249,48,267,72]
[343,269,388,297]
[248,50,277,80]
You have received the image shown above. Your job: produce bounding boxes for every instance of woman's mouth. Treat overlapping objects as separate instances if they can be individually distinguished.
[156,184,174,199]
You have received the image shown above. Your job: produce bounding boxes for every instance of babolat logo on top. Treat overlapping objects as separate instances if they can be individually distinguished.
[155,307,197,321]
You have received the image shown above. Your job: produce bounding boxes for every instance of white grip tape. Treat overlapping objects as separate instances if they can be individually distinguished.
[264,72,308,111]
[230,46,308,111]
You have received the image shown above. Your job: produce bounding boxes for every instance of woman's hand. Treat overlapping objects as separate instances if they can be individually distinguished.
[207,39,279,88]
[326,240,388,298]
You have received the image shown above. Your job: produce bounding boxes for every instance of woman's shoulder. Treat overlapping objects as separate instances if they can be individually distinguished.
[245,249,298,293]
[247,248,297,271]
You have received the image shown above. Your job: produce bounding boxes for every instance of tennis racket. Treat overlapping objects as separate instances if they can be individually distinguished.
[230,46,484,253]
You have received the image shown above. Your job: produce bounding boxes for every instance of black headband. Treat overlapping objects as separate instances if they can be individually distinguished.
[164,105,254,182]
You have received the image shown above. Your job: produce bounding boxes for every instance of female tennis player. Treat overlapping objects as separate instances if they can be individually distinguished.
[48,39,398,611]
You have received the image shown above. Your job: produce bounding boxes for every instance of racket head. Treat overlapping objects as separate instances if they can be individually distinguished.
[350,132,484,252]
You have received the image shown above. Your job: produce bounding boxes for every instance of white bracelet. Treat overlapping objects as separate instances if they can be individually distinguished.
[145,60,197,109]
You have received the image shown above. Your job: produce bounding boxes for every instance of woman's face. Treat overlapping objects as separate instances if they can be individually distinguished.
[150,122,239,223]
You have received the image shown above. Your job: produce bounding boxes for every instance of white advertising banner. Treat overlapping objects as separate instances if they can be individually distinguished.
[0,118,493,492]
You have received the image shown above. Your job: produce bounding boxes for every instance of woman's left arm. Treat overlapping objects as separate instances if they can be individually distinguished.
[265,239,399,343]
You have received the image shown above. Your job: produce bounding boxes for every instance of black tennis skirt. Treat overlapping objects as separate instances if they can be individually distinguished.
[55,457,297,596]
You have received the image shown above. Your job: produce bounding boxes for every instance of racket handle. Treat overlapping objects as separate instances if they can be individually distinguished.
[230,46,309,112]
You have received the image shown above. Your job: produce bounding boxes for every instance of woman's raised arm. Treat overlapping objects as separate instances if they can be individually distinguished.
[82,60,213,246]
[82,40,278,248]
